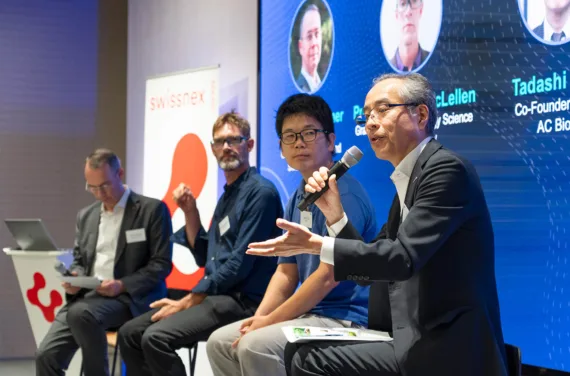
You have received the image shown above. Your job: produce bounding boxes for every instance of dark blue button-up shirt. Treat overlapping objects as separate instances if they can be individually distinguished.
[172,167,283,302]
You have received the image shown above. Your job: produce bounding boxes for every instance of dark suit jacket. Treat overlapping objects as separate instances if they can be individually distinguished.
[296,73,311,93]
[533,22,544,39]
[334,140,508,376]
[389,45,430,72]
[68,191,173,317]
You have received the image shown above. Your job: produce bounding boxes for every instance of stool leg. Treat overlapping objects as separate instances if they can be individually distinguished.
[189,343,198,376]
[111,341,119,376]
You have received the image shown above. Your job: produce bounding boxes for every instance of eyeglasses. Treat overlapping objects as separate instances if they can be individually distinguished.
[355,103,419,125]
[85,182,113,193]
[396,0,422,11]
[279,129,329,145]
[211,136,248,149]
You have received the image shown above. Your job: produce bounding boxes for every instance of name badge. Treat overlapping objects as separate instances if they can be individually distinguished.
[219,216,230,236]
[126,228,146,244]
[300,211,312,229]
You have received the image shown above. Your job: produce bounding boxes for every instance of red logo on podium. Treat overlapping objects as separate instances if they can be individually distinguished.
[27,272,63,322]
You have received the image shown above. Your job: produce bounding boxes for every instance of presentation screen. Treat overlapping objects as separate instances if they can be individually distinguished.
[259,0,570,371]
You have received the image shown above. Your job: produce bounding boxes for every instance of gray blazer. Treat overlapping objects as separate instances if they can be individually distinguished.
[334,140,508,376]
[68,191,173,317]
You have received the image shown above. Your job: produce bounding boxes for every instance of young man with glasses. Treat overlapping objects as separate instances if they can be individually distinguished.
[206,94,378,376]
[249,74,507,376]
[36,149,173,376]
[390,0,430,72]
[117,111,283,376]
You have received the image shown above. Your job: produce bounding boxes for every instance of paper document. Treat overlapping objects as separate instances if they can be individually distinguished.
[59,276,102,289]
[282,326,393,343]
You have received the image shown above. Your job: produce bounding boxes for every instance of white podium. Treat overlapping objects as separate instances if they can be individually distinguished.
[3,248,82,375]
[4,247,213,376]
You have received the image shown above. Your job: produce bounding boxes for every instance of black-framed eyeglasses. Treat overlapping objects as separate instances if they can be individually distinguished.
[85,182,113,193]
[279,129,330,145]
[355,103,419,125]
[396,0,422,11]
[211,136,248,149]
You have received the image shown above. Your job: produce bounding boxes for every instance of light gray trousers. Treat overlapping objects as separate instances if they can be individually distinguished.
[206,314,353,376]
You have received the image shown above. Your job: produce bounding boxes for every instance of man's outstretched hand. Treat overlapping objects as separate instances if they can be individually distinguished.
[246,219,323,257]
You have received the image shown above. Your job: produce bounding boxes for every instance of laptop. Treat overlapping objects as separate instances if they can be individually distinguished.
[4,219,60,251]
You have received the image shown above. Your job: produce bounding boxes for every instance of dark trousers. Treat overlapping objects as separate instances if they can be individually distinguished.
[284,340,400,376]
[35,293,132,376]
[118,294,257,376]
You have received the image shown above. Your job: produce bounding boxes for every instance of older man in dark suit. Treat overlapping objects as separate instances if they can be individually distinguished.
[35,148,173,376]
[248,73,508,376]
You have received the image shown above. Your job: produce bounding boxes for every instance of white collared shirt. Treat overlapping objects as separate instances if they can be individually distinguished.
[92,187,131,280]
[543,18,570,42]
[321,137,432,265]
[390,136,433,221]
[301,67,322,93]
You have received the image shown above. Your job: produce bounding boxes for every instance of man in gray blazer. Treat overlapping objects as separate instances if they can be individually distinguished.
[248,73,508,376]
[35,148,173,376]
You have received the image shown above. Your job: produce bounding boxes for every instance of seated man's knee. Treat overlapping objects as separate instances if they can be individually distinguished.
[141,326,167,355]
[288,344,325,376]
[284,342,302,374]
[35,343,64,370]
[205,331,220,358]
[206,327,231,359]
[67,302,97,329]
[236,330,274,361]
[35,346,51,365]
[118,324,134,349]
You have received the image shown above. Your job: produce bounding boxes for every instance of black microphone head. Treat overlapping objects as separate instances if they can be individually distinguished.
[342,146,363,168]
[54,261,67,275]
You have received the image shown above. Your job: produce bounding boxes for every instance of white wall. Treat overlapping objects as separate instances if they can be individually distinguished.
[127,0,259,193]
[127,0,259,373]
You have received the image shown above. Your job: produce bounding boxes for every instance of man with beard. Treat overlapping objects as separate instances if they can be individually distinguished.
[206,94,377,376]
[295,4,323,93]
[532,0,570,43]
[118,111,284,376]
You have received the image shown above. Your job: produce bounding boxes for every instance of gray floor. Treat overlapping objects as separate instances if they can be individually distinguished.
[0,343,213,376]
[0,358,35,375]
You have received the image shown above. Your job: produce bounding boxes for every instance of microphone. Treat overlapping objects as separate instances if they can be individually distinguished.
[297,146,363,211]
[54,261,73,276]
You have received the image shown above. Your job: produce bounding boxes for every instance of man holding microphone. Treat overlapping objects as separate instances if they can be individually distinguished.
[248,73,508,376]
[206,94,377,376]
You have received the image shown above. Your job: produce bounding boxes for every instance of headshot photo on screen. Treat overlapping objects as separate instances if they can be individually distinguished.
[518,0,570,45]
[289,0,334,94]
[380,0,442,73]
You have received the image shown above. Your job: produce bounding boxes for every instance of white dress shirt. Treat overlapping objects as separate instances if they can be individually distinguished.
[92,187,131,280]
[543,18,570,42]
[300,67,322,93]
[321,137,432,265]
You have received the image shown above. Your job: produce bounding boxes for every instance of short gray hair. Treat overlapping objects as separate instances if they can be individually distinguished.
[299,4,320,38]
[372,73,437,135]
[86,148,121,172]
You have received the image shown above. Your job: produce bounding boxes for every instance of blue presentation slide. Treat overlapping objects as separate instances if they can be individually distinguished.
[259,0,570,371]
